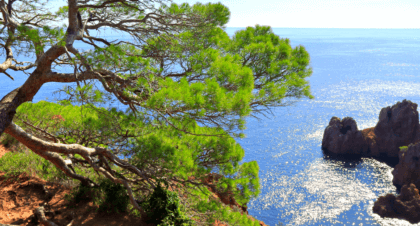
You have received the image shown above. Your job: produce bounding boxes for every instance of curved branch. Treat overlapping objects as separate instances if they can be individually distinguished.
[10,58,37,71]
[82,34,112,46]
[5,120,156,215]
[4,121,155,189]
[4,123,97,187]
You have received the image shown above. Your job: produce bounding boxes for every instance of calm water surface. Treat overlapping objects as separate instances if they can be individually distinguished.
[2,28,420,225]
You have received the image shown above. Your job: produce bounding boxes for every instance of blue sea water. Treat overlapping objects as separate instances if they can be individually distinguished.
[233,28,420,226]
[2,28,420,225]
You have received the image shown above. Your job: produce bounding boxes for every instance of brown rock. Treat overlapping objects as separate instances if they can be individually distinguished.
[213,219,228,226]
[374,99,419,158]
[322,99,420,159]
[412,125,420,145]
[322,116,368,156]
[392,142,420,189]
[360,127,380,157]
[322,100,420,223]
[171,173,268,226]
[201,173,249,215]
[373,183,420,224]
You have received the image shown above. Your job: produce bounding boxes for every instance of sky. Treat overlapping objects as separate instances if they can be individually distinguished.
[171,0,420,28]
[49,0,420,29]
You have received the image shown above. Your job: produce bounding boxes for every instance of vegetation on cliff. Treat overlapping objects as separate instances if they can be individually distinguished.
[0,0,313,224]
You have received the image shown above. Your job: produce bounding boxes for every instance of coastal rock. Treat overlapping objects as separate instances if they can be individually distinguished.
[321,116,368,155]
[392,143,420,189]
[360,127,381,157]
[373,183,420,224]
[412,125,420,145]
[197,173,269,226]
[374,99,419,158]
[322,100,420,159]
[201,173,248,214]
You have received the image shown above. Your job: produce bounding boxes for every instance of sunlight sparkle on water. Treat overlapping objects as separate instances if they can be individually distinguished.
[242,76,420,225]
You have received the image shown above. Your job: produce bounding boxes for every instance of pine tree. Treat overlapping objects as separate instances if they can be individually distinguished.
[0,0,314,221]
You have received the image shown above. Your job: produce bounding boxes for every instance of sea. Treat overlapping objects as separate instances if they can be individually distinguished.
[2,27,420,226]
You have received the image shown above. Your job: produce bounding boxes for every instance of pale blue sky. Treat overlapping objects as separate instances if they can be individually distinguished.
[49,0,420,28]
[172,0,420,28]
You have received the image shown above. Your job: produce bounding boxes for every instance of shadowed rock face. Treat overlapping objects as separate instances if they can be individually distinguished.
[374,99,419,158]
[322,99,420,159]
[392,143,420,189]
[373,183,420,224]
[321,116,367,155]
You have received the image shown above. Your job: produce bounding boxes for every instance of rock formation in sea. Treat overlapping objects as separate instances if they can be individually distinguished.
[374,99,419,158]
[392,143,420,189]
[321,100,420,223]
[322,99,420,158]
[373,183,420,224]
[321,116,367,156]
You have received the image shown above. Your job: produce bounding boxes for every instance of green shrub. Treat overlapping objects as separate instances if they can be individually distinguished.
[0,144,71,182]
[0,150,61,179]
[0,151,31,178]
[97,178,130,213]
[64,182,102,208]
[399,146,409,151]
[65,177,130,214]
[141,179,194,226]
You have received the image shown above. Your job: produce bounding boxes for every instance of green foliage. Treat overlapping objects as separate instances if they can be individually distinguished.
[65,177,130,214]
[194,199,259,226]
[227,25,314,108]
[126,120,260,206]
[0,151,32,178]
[4,2,314,225]
[14,100,261,208]
[141,180,194,226]
[84,43,152,73]
[400,146,409,151]
[14,100,142,149]
[158,2,229,28]
[64,182,101,208]
[0,146,99,183]
[96,178,130,214]
[0,149,64,180]
[14,23,67,55]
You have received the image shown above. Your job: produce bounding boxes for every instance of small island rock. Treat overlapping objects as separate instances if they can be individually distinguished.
[374,99,419,158]
[321,116,367,155]
[360,127,381,157]
[373,183,420,224]
[392,143,420,189]
[322,99,420,158]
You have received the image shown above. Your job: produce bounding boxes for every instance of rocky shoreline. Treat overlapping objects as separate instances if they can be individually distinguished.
[322,99,420,223]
